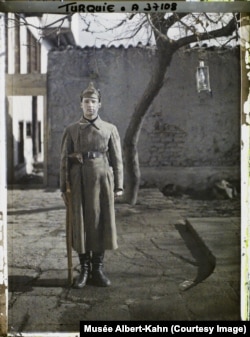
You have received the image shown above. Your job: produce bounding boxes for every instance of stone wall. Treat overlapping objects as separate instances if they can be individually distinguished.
[47,46,240,190]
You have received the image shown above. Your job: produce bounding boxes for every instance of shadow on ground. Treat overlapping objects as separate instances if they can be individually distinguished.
[175,221,216,290]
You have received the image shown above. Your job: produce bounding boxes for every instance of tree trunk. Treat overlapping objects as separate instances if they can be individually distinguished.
[122,13,236,205]
[123,46,175,205]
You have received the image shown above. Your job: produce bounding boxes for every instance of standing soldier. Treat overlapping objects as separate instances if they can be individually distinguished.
[60,82,124,288]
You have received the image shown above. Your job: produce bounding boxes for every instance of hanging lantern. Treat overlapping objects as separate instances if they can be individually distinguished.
[196,60,211,93]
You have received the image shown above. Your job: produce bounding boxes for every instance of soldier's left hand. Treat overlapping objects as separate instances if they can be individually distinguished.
[115,190,123,197]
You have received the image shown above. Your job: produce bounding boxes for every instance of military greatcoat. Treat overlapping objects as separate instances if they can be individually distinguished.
[60,116,124,254]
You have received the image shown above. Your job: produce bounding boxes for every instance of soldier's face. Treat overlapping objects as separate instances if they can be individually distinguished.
[81,97,101,120]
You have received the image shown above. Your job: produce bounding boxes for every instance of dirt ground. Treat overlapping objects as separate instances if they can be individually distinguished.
[14,169,241,220]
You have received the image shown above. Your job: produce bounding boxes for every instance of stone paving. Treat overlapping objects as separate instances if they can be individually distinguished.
[6,187,241,335]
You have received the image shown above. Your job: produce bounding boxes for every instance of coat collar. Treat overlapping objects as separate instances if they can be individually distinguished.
[79,115,102,130]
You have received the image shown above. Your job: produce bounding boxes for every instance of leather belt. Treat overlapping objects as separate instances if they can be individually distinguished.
[82,151,105,160]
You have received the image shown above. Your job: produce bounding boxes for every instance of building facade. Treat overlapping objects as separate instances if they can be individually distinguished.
[5,13,76,184]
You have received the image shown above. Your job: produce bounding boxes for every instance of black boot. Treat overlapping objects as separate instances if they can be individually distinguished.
[91,252,111,287]
[73,252,91,289]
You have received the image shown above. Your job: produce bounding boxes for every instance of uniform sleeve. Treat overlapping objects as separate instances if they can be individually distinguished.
[108,125,124,191]
[60,128,73,192]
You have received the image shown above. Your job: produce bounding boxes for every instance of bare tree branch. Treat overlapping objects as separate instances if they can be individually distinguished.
[7,13,72,31]
[176,15,237,48]
[163,12,191,30]
[146,13,170,43]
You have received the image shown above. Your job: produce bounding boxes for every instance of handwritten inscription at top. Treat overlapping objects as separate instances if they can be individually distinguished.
[58,2,178,13]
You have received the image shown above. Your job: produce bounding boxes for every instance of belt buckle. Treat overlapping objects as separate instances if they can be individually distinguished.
[88,151,95,159]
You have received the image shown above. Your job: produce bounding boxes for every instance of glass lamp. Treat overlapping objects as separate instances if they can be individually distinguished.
[196,60,211,93]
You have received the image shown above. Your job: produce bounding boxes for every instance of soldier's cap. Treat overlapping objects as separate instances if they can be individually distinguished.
[80,82,101,102]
